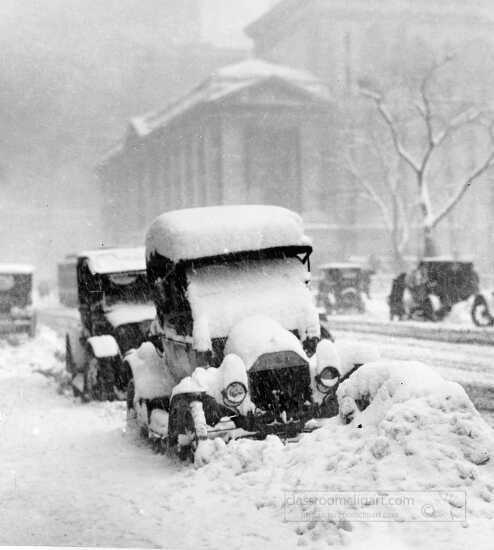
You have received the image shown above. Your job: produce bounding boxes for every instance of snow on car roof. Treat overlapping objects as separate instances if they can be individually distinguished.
[146,205,311,262]
[0,264,34,274]
[79,247,146,275]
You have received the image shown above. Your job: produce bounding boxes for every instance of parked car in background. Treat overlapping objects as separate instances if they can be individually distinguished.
[316,263,367,314]
[389,257,480,322]
[0,264,36,337]
[65,247,155,400]
[57,254,78,307]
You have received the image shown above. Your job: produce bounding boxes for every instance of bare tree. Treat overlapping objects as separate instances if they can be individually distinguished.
[360,57,494,257]
[343,133,412,269]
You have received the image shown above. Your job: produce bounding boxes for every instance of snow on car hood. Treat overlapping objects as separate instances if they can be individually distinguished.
[224,315,308,369]
[104,303,156,327]
[186,258,320,351]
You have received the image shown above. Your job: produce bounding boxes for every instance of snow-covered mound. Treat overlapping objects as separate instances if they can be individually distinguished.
[0,326,64,379]
[192,359,494,548]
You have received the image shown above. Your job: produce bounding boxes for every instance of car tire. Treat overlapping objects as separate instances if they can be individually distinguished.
[85,353,115,401]
[471,294,494,327]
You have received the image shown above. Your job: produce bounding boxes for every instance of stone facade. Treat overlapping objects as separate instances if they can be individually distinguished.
[97,60,336,264]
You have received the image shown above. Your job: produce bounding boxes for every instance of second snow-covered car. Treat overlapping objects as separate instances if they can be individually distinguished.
[126,205,359,460]
[65,247,155,400]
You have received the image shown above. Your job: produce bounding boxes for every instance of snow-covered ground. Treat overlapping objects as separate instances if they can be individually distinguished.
[1,324,494,549]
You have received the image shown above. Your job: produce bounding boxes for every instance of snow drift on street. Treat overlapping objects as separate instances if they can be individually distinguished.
[192,360,494,549]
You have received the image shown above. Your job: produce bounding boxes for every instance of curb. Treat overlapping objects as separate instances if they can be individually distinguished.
[324,316,494,346]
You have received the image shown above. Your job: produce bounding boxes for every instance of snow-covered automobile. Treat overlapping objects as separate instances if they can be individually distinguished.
[389,257,482,323]
[0,264,36,337]
[65,248,155,400]
[316,262,367,314]
[125,205,367,460]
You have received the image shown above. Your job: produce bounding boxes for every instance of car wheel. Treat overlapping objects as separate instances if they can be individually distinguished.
[471,295,494,327]
[85,353,115,401]
[28,315,37,338]
[65,335,74,374]
[126,378,138,427]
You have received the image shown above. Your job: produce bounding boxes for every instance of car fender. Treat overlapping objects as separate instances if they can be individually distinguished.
[66,327,88,371]
[87,334,120,359]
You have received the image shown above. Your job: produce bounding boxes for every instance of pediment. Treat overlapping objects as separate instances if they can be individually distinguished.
[219,77,329,107]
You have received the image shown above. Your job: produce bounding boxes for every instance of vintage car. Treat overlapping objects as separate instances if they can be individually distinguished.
[316,263,367,314]
[125,205,374,461]
[65,247,155,400]
[0,264,36,337]
[388,257,480,322]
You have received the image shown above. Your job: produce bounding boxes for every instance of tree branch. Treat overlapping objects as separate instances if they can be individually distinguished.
[432,149,494,228]
[360,88,421,174]
[343,155,393,231]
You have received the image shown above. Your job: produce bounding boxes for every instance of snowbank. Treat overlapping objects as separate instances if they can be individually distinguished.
[187,258,319,350]
[335,341,381,378]
[190,359,494,549]
[145,205,311,262]
[0,325,64,380]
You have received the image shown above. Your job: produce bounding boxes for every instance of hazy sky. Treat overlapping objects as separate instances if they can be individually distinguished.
[201,0,276,47]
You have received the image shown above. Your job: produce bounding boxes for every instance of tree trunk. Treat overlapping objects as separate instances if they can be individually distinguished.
[423,226,438,257]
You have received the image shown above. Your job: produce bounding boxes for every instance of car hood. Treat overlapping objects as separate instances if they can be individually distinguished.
[104,303,156,328]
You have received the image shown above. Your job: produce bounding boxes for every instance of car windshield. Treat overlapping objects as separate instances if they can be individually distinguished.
[186,256,319,351]
[0,274,31,311]
[100,271,151,307]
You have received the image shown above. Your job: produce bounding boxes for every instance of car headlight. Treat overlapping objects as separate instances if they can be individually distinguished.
[222,381,247,407]
[315,366,340,393]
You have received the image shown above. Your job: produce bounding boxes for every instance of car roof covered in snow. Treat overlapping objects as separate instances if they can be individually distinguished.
[145,205,312,262]
[0,263,34,274]
[79,247,146,275]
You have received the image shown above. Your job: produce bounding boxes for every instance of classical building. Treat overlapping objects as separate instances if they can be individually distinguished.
[97,59,336,258]
[245,0,494,268]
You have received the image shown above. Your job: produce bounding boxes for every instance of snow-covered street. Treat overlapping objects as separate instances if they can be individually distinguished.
[1,324,493,549]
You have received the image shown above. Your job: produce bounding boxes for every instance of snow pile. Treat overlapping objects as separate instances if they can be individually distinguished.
[191,359,494,549]
[0,325,64,380]
[335,341,381,378]
[145,205,311,262]
[224,315,308,369]
[336,360,467,426]
[187,258,319,350]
